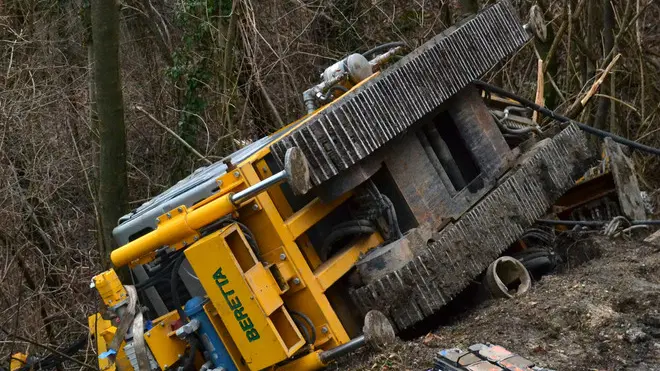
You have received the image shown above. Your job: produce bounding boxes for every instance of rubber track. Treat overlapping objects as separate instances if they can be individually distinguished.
[270,1,529,186]
[349,124,593,330]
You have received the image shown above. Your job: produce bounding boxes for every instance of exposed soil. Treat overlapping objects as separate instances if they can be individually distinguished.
[332,233,660,370]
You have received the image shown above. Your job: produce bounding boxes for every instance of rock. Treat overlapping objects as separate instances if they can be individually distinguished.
[625,327,649,343]
[644,230,660,245]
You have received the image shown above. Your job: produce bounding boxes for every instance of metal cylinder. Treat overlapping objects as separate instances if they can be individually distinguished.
[423,125,466,189]
[230,170,287,204]
[111,193,235,267]
[319,336,366,363]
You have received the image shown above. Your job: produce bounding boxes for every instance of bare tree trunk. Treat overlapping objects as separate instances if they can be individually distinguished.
[594,0,615,132]
[91,0,128,263]
[457,0,480,16]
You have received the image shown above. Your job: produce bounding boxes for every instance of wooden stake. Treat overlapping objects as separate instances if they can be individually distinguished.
[533,58,545,124]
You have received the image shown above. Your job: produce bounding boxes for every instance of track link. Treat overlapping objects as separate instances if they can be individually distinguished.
[349,124,594,330]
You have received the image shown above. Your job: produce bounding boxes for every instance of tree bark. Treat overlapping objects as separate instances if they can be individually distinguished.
[457,0,480,16]
[594,0,615,132]
[91,0,128,263]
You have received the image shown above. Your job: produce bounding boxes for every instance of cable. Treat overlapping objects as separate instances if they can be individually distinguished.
[362,42,407,59]
[381,195,403,239]
[321,224,376,259]
[182,336,199,371]
[202,218,261,260]
[15,336,87,371]
[291,316,311,344]
[171,253,188,323]
[289,311,317,344]
[319,85,350,102]
[134,250,184,291]
[537,219,660,226]
[475,80,660,157]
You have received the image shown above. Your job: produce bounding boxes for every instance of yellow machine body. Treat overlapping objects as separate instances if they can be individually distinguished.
[89,74,384,371]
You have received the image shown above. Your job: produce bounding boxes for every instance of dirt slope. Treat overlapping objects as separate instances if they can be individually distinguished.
[333,234,660,370]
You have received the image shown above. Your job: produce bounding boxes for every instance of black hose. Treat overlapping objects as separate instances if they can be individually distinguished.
[328,85,348,96]
[16,336,87,371]
[321,225,377,259]
[291,316,311,344]
[135,251,184,291]
[475,80,660,157]
[171,253,188,322]
[381,195,402,239]
[182,336,199,371]
[362,42,407,59]
[333,219,374,230]
[537,219,660,226]
[289,311,317,344]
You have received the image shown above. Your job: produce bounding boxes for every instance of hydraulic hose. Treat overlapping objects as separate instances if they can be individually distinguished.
[290,311,317,344]
[171,253,188,322]
[537,219,660,226]
[475,80,660,157]
[362,42,407,59]
[321,224,376,259]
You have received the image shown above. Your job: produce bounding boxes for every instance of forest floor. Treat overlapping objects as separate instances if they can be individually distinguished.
[333,233,660,370]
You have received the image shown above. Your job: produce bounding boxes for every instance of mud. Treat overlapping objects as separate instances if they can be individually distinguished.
[334,234,660,370]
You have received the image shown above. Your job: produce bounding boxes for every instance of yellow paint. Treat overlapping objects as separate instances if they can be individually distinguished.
[99,72,388,369]
[144,311,189,370]
[239,164,351,346]
[203,302,250,371]
[255,159,294,220]
[284,193,352,239]
[244,264,283,315]
[10,353,27,371]
[88,314,132,371]
[315,233,383,292]
[111,193,234,267]
[274,351,325,371]
[185,224,305,370]
[92,269,127,308]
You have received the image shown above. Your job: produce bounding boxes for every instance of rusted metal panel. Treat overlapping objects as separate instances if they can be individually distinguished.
[383,86,513,231]
[351,124,595,331]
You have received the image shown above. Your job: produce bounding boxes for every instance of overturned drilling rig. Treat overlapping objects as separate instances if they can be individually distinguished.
[43,2,597,371]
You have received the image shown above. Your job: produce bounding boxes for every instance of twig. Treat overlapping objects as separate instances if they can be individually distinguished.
[533,59,544,124]
[133,105,212,165]
[593,93,639,112]
[0,328,98,371]
[564,54,621,118]
[580,53,621,106]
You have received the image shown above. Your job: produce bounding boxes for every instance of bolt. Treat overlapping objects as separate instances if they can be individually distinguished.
[292,278,301,285]
[193,236,199,241]
[279,253,287,261]
[160,322,165,327]
[321,326,328,334]
[163,365,167,369]
[166,212,172,219]
[177,207,183,212]
[107,299,112,304]
[177,354,182,359]
[182,241,188,247]
[155,218,160,224]
[146,333,150,337]
[233,171,240,178]
[217,180,223,187]
[250,296,254,300]
[252,204,259,211]
[262,166,268,173]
